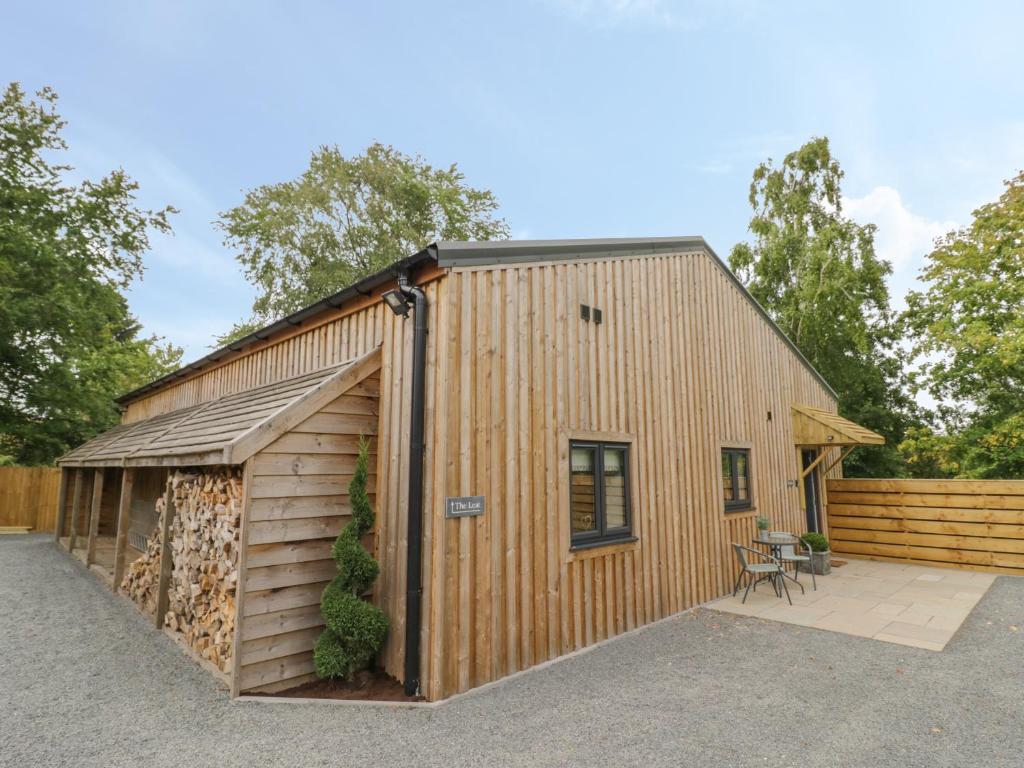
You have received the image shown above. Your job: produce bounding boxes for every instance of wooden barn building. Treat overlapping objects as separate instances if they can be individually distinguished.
[54,236,882,701]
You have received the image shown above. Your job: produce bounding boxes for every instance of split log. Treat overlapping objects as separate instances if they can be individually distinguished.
[163,467,243,673]
[120,495,166,613]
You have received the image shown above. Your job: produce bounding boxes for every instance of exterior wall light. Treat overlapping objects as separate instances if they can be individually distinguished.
[382,289,411,317]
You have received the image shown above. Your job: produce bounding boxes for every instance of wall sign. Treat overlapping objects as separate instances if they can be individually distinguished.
[445,496,485,518]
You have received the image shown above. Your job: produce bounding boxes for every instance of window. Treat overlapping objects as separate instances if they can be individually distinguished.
[722,448,752,512]
[570,441,633,548]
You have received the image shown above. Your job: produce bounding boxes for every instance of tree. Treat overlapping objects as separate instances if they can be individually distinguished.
[729,137,916,476]
[0,83,182,464]
[217,142,509,342]
[904,171,1024,478]
[314,437,388,681]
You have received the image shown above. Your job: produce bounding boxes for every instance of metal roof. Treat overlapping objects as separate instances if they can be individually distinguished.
[61,348,381,467]
[116,236,837,405]
[431,236,709,266]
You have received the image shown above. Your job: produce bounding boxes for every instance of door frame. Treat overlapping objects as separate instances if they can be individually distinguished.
[801,448,823,534]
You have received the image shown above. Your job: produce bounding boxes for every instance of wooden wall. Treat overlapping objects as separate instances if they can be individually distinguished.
[391,250,838,700]
[827,478,1024,574]
[129,468,170,540]
[0,466,61,532]
[112,247,842,701]
[234,372,381,694]
[120,265,442,424]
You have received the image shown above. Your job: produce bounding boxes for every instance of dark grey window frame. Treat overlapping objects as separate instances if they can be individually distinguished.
[569,441,634,550]
[722,447,753,513]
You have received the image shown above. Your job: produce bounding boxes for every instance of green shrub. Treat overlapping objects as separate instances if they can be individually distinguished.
[313,437,389,680]
[800,532,830,552]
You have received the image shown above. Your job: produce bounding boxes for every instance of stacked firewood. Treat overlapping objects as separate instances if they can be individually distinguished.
[120,495,166,613]
[164,468,242,673]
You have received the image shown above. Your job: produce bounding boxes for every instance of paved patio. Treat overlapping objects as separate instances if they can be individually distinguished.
[710,557,996,650]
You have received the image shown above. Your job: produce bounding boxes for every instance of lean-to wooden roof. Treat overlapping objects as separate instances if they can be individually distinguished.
[791,404,885,447]
[59,347,381,468]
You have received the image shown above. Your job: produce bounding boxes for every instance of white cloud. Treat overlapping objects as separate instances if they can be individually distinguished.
[843,186,958,310]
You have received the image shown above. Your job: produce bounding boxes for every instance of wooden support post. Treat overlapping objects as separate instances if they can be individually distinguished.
[229,460,254,698]
[111,468,136,592]
[154,477,175,628]
[67,469,85,552]
[53,469,70,543]
[86,469,105,565]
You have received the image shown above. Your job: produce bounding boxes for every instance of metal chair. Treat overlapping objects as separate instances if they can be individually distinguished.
[731,544,792,605]
[779,538,816,591]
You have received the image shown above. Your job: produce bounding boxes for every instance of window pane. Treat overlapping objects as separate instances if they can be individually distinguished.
[570,446,598,534]
[604,447,628,529]
[736,452,749,500]
[722,452,733,502]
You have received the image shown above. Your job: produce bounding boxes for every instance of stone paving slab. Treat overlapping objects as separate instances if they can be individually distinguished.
[710,557,996,650]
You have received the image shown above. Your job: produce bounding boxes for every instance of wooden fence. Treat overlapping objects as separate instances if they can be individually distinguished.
[0,467,61,532]
[826,478,1024,574]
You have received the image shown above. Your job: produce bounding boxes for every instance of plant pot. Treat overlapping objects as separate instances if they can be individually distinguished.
[798,550,831,576]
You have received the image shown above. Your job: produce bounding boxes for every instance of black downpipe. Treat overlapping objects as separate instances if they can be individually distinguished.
[401,277,427,697]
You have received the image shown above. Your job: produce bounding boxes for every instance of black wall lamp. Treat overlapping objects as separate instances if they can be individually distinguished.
[382,287,412,316]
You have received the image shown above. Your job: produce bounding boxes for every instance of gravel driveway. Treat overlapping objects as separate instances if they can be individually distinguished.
[2,535,1022,768]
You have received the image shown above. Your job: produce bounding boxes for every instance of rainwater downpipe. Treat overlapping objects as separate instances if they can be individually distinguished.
[398,274,427,697]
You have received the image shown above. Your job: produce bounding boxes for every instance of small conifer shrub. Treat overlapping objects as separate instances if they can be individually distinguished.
[313,437,389,680]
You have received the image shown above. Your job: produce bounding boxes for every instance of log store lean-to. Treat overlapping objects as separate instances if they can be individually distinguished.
[54,237,883,701]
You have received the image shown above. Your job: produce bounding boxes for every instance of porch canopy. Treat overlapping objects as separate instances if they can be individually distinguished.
[791,404,884,477]
[58,347,381,469]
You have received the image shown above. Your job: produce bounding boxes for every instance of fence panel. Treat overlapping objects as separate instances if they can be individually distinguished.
[827,478,1024,574]
[0,467,61,532]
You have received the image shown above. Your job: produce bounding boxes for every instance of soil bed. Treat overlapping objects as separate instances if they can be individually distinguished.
[262,670,422,702]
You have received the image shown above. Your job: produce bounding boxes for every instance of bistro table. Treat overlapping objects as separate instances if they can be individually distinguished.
[751,532,806,597]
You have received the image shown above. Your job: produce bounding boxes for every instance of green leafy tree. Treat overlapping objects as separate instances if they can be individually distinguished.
[216,142,509,343]
[729,137,916,476]
[896,425,961,478]
[904,172,1024,478]
[0,82,182,464]
[314,437,388,680]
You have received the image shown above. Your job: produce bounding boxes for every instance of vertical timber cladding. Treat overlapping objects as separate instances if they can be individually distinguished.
[120,298,389,423]
[417,250,837,701]
[234,366,382,694]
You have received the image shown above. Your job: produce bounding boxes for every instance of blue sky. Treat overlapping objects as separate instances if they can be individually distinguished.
[4,0,1023,363]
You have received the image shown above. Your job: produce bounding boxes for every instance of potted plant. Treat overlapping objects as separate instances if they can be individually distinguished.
[799,532,831,575]
[755,516,770,538]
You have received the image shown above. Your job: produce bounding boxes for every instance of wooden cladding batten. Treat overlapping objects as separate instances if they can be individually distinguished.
[234,369,383,695]
[389,251,837,701]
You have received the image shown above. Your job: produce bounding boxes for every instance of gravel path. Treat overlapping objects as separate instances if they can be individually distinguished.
[3,534,1022,768]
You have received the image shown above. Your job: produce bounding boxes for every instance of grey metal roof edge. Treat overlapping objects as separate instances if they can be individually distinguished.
[433,236,708,267]
[116,247,437,405]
